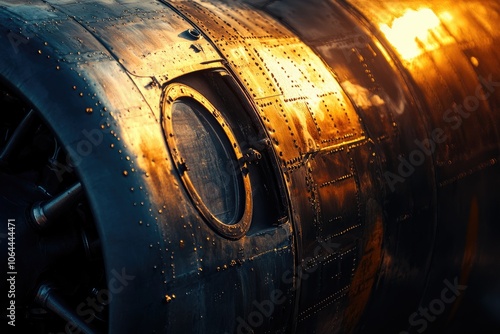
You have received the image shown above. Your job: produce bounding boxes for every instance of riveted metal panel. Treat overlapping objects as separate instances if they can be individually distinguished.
[48,1,221,78]
[248,0,438,332]
[169,2,377,332]
[314,149,360,240]
[172,0,366,160]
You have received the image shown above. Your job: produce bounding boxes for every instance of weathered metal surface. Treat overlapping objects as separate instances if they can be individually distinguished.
[0,0,499,333]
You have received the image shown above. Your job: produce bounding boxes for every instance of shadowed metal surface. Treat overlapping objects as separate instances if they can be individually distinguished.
[0,0,499,333]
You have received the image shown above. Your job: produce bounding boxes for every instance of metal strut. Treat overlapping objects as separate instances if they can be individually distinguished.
[31,182,84,230]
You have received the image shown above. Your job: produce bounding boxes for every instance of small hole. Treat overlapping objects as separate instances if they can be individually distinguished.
[188,28,201,40]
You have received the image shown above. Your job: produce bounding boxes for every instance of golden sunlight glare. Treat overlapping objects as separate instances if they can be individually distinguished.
[380,8,443,60]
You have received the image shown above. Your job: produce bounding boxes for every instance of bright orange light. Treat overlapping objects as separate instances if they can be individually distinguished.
[380,8,448,60]
[440,11,453,22]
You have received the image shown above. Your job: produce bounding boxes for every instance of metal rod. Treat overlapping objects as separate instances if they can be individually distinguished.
[36,283,98,334]
[31,182,83,230]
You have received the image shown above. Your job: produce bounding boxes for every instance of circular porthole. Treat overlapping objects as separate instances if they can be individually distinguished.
[162,83,252,239]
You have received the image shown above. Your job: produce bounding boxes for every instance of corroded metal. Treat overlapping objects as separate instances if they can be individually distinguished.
[0,0,499,333]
